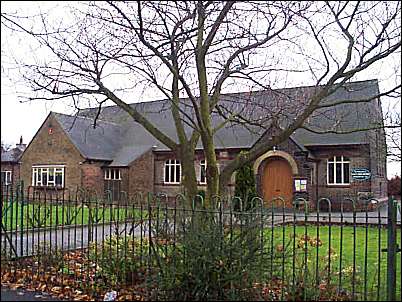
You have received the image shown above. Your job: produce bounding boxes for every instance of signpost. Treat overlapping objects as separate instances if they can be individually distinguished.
[351,168,371,181]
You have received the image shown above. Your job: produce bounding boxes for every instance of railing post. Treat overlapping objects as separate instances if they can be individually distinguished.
[19,181,24,257]
[387,195,397,301]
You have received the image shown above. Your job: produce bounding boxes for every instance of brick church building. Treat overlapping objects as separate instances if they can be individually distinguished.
[17,79,388,209]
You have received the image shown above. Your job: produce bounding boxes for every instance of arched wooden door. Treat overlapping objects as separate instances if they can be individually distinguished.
[262,157,293,207]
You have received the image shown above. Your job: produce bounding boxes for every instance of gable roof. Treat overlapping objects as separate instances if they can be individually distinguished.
[50,79,382,166]
[1,147,23,163]
[53,113,125,161]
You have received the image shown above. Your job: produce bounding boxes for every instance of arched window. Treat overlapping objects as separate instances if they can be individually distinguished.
[327,156,350,185]
[164,160,181,184]
[200,160,207,184]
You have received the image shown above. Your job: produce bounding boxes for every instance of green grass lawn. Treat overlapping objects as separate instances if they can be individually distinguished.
[265,225,401,300]
[2,200,147,230]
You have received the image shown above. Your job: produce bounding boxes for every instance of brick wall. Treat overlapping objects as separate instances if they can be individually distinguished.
[128,149,154,196]
[153,150,239,200]
[0,162,20,187]
[81,162,105,197]
[154,151,184,198]
[20,113,85,194]
[309,144,379,210]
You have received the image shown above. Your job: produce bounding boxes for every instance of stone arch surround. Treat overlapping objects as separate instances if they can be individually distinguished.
[253,150,299,176]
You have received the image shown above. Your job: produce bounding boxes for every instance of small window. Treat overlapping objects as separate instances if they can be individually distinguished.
[327,156,350,185]
[104,168,121,180]
[200,160,207,184]
[32,166,65,187]
[164,160,181,184]
[1,171,12,185]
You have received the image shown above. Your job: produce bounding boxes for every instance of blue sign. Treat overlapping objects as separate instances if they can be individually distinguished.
[351,168,371,181]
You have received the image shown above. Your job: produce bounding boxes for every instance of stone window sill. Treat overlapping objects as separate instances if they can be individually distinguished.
[32,186,65,190]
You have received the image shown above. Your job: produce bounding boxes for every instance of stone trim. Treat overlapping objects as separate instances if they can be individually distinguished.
[253,150,299,175]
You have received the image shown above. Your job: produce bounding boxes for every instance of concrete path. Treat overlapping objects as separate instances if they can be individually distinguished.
[1,287,63,301]
[1,202,400,258]
[1,221,151,258]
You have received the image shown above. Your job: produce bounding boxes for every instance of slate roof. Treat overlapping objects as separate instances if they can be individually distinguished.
[1,148,24,163]
[54,113,125,161]
[52,79,382,166]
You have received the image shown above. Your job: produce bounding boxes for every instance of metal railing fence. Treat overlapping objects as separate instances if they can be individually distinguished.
[1,184,401,301]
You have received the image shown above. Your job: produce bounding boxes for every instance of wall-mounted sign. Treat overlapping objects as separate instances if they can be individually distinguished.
[351,168,371,181]
[294,178,307,192]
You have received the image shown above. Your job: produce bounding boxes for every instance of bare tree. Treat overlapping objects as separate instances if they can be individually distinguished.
[1,141,12,152]
[1,1,401,204]
[385,111,401,162]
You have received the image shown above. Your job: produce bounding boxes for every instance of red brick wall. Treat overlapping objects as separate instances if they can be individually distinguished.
[0,162,20,187]
[309,144,374,210]
[81,162,105,197]
[128,150,154,196]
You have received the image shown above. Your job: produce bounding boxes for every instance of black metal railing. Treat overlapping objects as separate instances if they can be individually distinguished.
[1,184,401,301]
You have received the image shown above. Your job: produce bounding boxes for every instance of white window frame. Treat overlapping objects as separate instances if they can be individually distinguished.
[327,156,350,185]
[1,170,12,185]
[32,165,65,188]
[104,168,121,180]
[164,159,181,184]
[199,160,207,184]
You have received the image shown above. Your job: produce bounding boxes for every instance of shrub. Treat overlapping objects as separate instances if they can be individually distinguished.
[1,245,11,265]
[234,156,258,211]
[150,208,286,301]
[89,235,150,286]
[388,175,401,198]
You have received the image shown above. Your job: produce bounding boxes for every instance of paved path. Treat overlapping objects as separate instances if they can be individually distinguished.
[1,202,400,258]
[1,287,63,301]
[1,221,151,258]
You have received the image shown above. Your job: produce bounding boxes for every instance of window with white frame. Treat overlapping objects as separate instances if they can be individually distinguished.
[200,160,207,184]
[164,160,181,184]
[104,168,121,180]
[1,171,12,185]
[32,166,65,187]
[327,156,350,185]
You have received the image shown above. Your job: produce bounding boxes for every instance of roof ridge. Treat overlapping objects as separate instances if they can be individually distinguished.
[80,78,379,111]
[52,111,122,127]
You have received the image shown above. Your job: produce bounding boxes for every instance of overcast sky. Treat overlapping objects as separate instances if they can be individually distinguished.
[1,1,401,178]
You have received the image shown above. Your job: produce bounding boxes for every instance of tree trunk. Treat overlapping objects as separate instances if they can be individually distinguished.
[204,141,219,207]
[179,145,198,205]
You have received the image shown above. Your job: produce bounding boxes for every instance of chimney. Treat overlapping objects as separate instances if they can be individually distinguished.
[16,136,27,151]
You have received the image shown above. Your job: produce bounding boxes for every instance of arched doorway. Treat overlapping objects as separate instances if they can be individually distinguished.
[262,156,293,207]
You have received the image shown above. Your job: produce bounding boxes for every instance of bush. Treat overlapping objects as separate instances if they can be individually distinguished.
[388,175,401,198]
[89,236,150,286]
[234,157,258,211]
[150,208,285,301]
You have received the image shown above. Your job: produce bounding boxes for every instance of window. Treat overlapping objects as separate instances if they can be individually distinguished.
[104,168,121,180]
[1,171,12,185]
[200,160,207,184]
[32,166,64,187]
[327,156,350,185]
[164,160,181,184]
